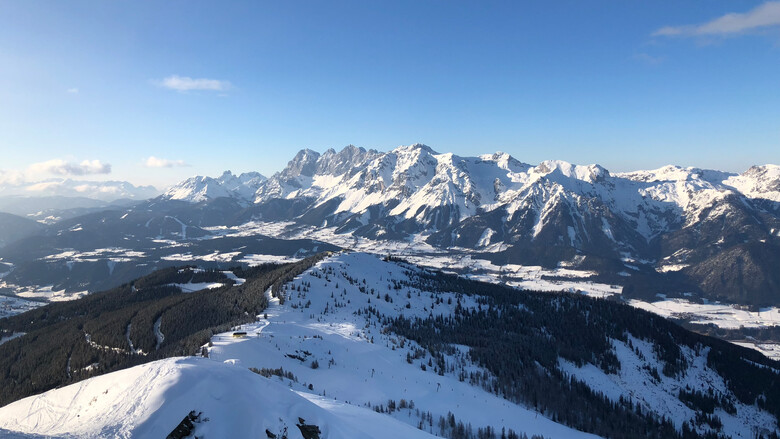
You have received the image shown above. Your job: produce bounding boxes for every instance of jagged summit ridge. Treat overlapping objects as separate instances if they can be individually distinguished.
[160,144,779,243]
[157,145,779,305]
[162,170,266,203]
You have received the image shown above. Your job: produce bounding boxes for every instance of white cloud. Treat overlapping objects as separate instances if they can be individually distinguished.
[0,169,25,186]
[25,181,60,192]
[155,75,232,92]
[28,159,112,176]
[67,88,79,94]
[653,1,780,37]
[144,156,189,168]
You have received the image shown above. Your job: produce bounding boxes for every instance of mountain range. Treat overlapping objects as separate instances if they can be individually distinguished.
[1,145,780,438]
[158,144,780,306]
[0,178,158,201]
[1,144,778,328]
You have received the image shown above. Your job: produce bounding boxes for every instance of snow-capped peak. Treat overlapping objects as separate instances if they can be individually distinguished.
[162,175,231,202]
[162,146,779,258]
[392,143,438,155]
[532,160,610,183]
[724,164,780,202]
[162,171,266,203]
[282,148,321,178]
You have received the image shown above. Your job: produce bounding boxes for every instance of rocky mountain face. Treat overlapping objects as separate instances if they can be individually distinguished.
[161,145,780,305]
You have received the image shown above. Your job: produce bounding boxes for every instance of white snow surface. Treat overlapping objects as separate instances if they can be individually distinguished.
[7,284,88,302]
[629,299,780,329]
[0,252,595,438]
[0,356,438,439]
[206,252,599,438]
[210,220,780,349]
[723,164,780,202]
[162,170,266,203]
[560,335,778,438]
[2,252,779,438]
[170,281,224,293]
[163,145,778,255]
[732,342,780,361]
[0,295,43,319]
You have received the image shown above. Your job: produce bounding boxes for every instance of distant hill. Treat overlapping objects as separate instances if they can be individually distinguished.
[0,212,43,247]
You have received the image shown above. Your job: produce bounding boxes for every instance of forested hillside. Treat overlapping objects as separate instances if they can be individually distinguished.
[0,254,328,406]
[386,266,780,438]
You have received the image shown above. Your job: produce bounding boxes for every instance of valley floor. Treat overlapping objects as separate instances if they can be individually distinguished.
[1,252,778,438]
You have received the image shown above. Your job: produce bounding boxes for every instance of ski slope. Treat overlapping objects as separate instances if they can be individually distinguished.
[0,356,439,439]
[2,252,777,438]
[207,252,599,438]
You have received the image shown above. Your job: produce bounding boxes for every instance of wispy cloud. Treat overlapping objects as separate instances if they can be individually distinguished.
[67,88,79,94]
[144,156,189,168]
[155,75,232,92]
[653,1,780,37]
[28,159,111,176]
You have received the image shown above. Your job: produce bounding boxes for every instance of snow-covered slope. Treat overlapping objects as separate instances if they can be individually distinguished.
[206,252,597,439]
[724,164,780,203]
[251,144,533,233]
[204,252,776,438]
[162,170,266,203]
[1,252,778,438]
[163,145,778,256]
[0,356,438,439]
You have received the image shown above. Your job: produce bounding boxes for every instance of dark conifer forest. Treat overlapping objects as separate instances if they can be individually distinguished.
[0,254,327,407]
[383,264,780,439]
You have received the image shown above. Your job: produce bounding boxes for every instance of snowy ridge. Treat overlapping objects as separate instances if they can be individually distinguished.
[0,357,438,439]
[162,144,779,248]
[205,252,774,438]
[162,170,266,203]
[724,164,780,203]
[207,252,598,439]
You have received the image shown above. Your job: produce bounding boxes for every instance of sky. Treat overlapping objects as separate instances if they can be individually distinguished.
[0,0,778,190]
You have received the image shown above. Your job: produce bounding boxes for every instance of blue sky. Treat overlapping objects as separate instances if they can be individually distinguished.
[0,1,778,188]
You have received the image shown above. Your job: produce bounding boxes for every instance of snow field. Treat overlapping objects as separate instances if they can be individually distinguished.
[0,355,440,439]
[559,335,777,438]
[208,252,599,439]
